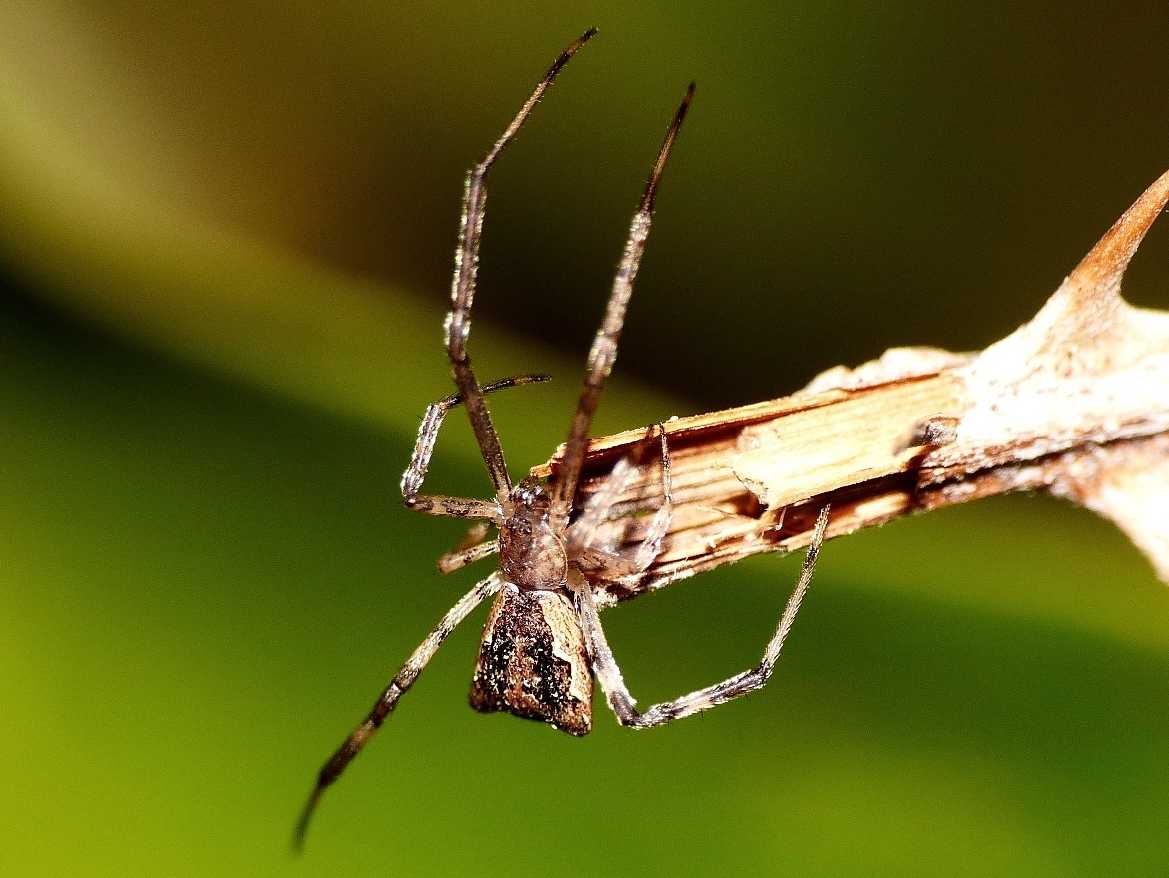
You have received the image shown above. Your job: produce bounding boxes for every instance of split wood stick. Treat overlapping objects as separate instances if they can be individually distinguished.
[534,169,1169,605]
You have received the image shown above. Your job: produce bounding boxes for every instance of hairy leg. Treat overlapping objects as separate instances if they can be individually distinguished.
[401,374,548,520]
[552,86,695,526]
[577,507,829,729]
[571,426,673,579]
[294,573,502,848]
[445,30,596,504]
[436,538,500,575]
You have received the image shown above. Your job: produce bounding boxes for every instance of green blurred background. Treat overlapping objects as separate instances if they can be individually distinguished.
[3,4,1169,876]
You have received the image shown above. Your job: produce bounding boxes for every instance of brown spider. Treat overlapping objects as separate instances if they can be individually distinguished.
[295,28,829,848]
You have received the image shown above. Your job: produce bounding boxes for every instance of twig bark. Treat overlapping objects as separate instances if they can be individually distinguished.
[534,170,1169,605]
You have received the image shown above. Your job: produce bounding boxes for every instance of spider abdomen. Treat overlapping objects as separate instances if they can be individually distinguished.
[469,583,592,736]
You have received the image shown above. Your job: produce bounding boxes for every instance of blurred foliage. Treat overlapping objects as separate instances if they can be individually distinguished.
[2,3,1169,876]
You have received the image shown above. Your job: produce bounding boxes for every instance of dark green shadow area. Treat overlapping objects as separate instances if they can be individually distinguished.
[3,293,1168,877]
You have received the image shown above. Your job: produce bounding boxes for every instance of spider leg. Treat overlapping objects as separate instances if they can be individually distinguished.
[436,538,499,575]
[552,85,694,526]
[401,374,549,519]
[445,29,597,506]
[435,521,498,574]
[567,451,641,549]
[568,425,664,546]
[575,507,829,729]
[405,496,501,519]
[294,573,502,850]
[572,425,673,577]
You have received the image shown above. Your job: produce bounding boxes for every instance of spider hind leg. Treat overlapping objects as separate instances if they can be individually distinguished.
[577,506,831,729]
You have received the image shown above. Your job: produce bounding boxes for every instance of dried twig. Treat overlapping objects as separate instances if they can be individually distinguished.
[534,170,1169,605]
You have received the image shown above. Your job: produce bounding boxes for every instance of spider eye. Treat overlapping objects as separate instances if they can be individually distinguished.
[511,478,549,507]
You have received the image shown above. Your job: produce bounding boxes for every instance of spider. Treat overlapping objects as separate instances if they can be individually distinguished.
[295,28,830,847]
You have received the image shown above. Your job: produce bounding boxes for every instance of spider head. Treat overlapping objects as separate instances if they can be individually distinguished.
[509,477,551,512]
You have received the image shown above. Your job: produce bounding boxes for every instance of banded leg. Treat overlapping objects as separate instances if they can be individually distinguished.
[552,84,695,526]
[572,426,673,579]
[294,573,502,850]
[434,521,498,575]
[567,450,641,547]
[577,507,829,729]
[401,374,549,520]
[445,29,597,505]
[436,538,500,575]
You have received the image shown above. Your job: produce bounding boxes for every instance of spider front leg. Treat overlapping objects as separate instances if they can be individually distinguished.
[575,507,829,729]
[571,425,673,580]
[436,534,499,574]
[401,374,549,520]
[295,573,502,849]
[551,84,694,528]
[445,29,597,505]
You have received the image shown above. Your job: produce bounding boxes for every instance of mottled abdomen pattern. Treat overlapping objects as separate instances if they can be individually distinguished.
[469,584,592,736]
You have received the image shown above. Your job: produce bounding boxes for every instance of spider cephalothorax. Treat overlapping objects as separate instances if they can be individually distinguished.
[499,478,567,589]
[295,30,829,849]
